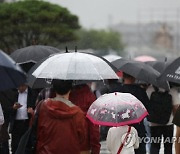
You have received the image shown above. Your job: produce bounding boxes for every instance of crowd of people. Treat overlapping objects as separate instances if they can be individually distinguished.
[0,70,180,154]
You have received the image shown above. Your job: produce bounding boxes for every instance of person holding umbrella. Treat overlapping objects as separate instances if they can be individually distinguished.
[147,83,180,154]
[35,83,101,154]
[10,83,38,154]
[86,92,148,154]
[35,80,87,154]
[109,72,150,154]
[0,89,16,154]
[69,83,101,154]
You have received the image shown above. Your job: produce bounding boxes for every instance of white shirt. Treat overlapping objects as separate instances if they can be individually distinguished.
[146,85,180,126]
[16,89,28,120]
[106,125,139,154]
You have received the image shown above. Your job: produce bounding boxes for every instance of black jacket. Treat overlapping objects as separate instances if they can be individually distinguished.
[0,89,16,143]
[9,87,38,133]
[110,83,150,137]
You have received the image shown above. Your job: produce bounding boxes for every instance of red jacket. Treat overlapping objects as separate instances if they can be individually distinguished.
[36,98,86,154]
[69,84,101,154]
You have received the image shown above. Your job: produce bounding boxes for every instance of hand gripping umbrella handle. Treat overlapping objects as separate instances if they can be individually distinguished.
[117,126,131,154]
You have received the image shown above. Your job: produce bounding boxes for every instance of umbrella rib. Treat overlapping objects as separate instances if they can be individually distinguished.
[65,53,74,80]
[85,54,104,80]
[114,96,119,125]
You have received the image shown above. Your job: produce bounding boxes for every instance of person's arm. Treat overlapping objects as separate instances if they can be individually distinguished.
[89,121,101,154]
[170,88,180,115]
[88,91,101,154]
[75,109,87,146]
[133,128,139,149]
[173,105,179,116]
[175,126,180,154]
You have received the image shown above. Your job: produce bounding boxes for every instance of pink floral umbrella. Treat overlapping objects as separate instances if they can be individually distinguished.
[87,92,148,127]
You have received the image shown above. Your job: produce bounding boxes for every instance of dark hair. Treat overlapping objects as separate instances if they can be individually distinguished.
[52,80,73,95]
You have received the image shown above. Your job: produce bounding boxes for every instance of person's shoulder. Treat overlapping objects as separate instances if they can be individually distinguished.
[109,126,127,132]
[133,84,146,91]
[123,84,141,89]
[131,126,138,133]
[71,104,85,114]
[169,87,179,95]
[126,84,147,94]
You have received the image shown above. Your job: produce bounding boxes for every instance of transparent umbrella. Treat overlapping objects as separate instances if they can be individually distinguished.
[87,92,148,127]
[32,52,119,81]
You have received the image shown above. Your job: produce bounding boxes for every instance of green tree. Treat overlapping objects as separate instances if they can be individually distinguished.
[0,0,80,53]
[61,29,124,54]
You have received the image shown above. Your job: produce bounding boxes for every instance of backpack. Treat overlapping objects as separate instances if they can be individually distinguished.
[147,87,173,124]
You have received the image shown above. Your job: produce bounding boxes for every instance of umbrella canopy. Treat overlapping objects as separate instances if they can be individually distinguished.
[19,61,36,73]
[10,45,61,64]
[32,52,119,80]
[103,54,122,62]
[112,59,159,84]
[158,57,180,84]
[87,92,148,127]
[0,50,26,91]
[145,60,172,73]
[27,58,51,89]
[145,61,166,73]
[134,55,156,62]
[112,58,170,90]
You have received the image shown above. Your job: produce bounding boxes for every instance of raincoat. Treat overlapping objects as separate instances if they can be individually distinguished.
[70,84,101,154]
[36,98,86,154]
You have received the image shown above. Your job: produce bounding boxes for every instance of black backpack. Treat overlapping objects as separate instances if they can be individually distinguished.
[147,87,173,124]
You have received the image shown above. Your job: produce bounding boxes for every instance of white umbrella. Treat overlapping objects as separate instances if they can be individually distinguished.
[103,54,121,62]
[32,52,119,80]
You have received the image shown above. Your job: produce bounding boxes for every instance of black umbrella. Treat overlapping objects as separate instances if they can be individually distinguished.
[0,50,26,91]
[19,61,36,73]
[158,57,180,84]
[112,58,170,90]
[10,45,61,63]
[27,57,51,89]
[145,60,172,73]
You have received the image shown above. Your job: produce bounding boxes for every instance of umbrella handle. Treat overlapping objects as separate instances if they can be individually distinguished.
[65,47,68,53]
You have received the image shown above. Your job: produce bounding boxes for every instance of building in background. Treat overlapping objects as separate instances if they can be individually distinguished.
[111,22,179,60]
[154,24,173,50]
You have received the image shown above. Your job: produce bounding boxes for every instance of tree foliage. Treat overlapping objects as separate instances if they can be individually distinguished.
[0,0,80,53]
[61,29,124,54]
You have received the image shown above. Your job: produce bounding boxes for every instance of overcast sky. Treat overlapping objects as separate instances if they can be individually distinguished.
[47,0,180,29]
